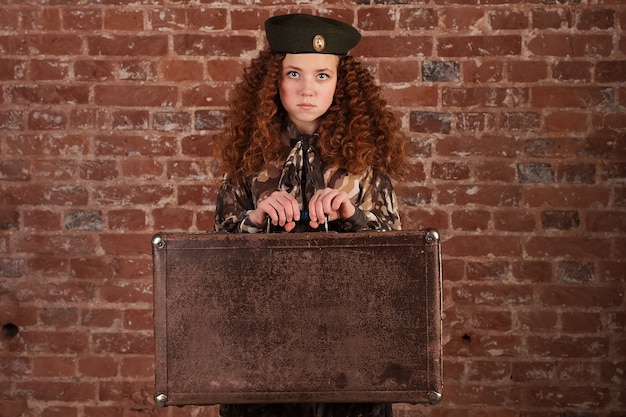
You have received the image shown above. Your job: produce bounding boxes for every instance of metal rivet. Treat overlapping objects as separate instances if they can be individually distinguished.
[152,235,165,249]
[428,390,442,404]
[154,393,168,407]
[424,229,440,244]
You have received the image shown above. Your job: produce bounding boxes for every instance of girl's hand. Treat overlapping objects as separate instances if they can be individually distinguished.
[249,191,300,232]
[307,188,356,229]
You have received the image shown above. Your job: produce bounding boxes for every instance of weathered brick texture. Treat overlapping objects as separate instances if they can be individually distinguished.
[0,1,624,417]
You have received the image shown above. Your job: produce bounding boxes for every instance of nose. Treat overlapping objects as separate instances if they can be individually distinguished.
[300,77,314,96]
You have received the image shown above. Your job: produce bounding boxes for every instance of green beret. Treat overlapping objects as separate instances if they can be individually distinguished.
[265,14,361,55]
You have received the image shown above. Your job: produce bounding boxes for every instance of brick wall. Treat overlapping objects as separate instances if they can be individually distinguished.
[0,1,624,416]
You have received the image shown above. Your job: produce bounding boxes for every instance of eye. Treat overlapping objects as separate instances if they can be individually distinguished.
[317,73,330,80]
[286,71,299,78]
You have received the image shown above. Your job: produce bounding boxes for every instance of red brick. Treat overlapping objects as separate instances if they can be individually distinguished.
[400,208,448,231]
[578,8,615,30]
[231,9,269,30]
[355,36,432,58]
[117,60,158,81]
[553,61,592,82]
[205,60,245,82]
[518,311,558,332]
[91,332,154,355]
[94,85,176,107]
[33,159,77,181]
[441,7,484,30]
[16,381,96,402]
[359,8,396,31]
[527,335,609,358]
[507,61,548,83]
[452,283,533,306]
[489,10,528,30]
[148,8,186,31]
[532,86,613,108]
[431,162,470,180]
[493,209,535,232]
[181,134,215,157]
[123,309,153,331]
[88,35,167,56]
[526,237,611,259]
[111,110,148,130]
[445,333,523,358]
[438,185,522,206]
[378,60,419,83]
[398,8,438,30]
[160,60,203,82]
[532,8,572,29]
[596,61,626,83]
[538,284,623,308]
[18,331,89,354]
[586,211,626,232]
[81,308,123,328]
[153,206,194,230]
[79,160,119,181]
[120,355,153,378]
[33,356,76,377]
[455,112,497,132]
[528,34,613,57]
[78,356,118,377]
[382,86,437,107]
[71,257,117,279]
[444,87,528,107]
[99,233,153,256]
[557,163,596,184]
[438,36,521,57]
[83,406,126,417]
[121,159,164,179]
[30,59,70,80]
[183,86,229,107]
[451,210,489,231]
[173,34,256,56]
[40,307,79,327]
[196,209,216,232]
[9,85,89,105]
[63,8,102,31]
[523,185,610,208]
[467,360,511,381]
[41,406,78,417]
[15,234,96,255]
[463,60,504,83]
[520,386,610,408]
[544,110,589,132]
[178,184,219,206]
[444,235,522,257]
[25,35,83,55]
[28,110,67,130]
[562,312,603,333]
[108,209,147,231]
[95,135,176,156]
[466,261,509,281]
[511,361,554,382]
[104,9,143,30]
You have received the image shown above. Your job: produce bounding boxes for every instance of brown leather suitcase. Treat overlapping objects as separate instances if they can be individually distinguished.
[152,230,443,408]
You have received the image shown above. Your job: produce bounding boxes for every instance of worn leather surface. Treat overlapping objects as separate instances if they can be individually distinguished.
[153,231,442,407]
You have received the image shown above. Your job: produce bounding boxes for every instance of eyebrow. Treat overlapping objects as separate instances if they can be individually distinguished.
[283,65,336,73]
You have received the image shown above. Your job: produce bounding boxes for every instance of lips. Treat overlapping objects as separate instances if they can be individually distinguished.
[298,103,315,110]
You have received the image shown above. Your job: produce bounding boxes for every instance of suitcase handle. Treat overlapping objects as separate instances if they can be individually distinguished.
[266,211,328,233]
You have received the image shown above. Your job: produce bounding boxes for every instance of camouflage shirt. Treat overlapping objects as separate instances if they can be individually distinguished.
[215,124,401,234]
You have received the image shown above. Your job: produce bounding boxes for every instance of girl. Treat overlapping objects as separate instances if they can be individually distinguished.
[214,13,407,417]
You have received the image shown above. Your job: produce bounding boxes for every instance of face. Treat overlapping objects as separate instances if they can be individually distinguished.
[278,53,339,135]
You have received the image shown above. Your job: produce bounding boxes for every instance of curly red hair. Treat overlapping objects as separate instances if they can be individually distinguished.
[215,50,407,184]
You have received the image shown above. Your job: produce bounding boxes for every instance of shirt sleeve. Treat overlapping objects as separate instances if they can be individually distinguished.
[333,169,402,232]
[214,180,265,234]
